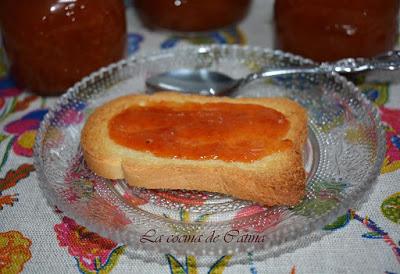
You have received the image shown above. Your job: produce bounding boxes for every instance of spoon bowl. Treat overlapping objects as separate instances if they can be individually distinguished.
[146,68,240,95]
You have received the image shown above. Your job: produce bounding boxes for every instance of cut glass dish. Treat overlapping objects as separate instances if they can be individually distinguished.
[34,45,385,263]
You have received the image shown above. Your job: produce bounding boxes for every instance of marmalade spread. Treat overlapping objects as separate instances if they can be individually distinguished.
[108,101,292,162]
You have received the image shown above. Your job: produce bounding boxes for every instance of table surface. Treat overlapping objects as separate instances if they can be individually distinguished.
[1,1,400,273]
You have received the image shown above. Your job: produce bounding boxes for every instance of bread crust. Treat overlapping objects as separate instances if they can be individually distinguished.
[81,92,308,206]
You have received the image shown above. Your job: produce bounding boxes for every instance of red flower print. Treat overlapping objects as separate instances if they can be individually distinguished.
[54,216,125,272]
[379,106,400,173]
[232,205,283,233]
[4,109,47,157]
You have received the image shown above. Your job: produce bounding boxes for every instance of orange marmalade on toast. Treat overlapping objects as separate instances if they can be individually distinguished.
[108,101,292,162]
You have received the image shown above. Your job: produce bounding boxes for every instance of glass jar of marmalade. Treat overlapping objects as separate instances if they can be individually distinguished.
[133,0,252,33]
[274,0,400,62]
[0,0,127,95]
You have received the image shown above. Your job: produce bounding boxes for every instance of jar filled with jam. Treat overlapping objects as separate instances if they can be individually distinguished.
[0,0,127,95]
[133,0,252,33]
[274,0,400,62]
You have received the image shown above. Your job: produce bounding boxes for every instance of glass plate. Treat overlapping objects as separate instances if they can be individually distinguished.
[34,45,385,263]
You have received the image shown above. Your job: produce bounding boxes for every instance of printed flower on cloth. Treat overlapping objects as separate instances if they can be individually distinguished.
[324,209,400,264]
[54,216,125,273]
[232,205,282,233]
[381,192,400,224]
[379,107,400,173]
[161,27,247,49]
[359,82,400,174]
[0,77,39,126]
[127,32,144,55]
[0,230,32,274]
[0,164,35,210]
[166,254,232,274]
[4,109,47,157]
[0,77,22,110]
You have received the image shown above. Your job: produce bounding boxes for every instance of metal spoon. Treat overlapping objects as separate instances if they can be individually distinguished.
[146,51,400,96]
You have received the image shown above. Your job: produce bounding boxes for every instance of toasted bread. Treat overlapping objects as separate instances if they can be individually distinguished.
[81,92,308,206]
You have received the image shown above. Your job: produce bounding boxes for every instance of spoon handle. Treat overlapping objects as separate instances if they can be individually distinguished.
[242,50,400,86]
[330,51,400,73]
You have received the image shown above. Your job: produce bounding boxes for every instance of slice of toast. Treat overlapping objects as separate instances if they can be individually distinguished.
[81,92,308,206]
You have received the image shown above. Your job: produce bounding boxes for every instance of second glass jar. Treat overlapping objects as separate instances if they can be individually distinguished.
[133,0,252,33]
[274,0,400,62]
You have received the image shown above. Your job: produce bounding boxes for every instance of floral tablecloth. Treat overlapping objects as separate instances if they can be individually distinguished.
[1,1,400,273]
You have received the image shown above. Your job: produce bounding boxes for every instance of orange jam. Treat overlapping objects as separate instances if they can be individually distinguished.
[274,0,399,62]
[108,101,292,162]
